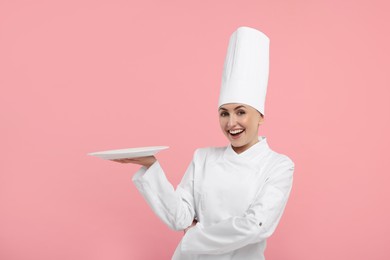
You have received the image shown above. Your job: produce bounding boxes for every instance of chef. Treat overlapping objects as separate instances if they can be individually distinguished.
[113,26,294,260]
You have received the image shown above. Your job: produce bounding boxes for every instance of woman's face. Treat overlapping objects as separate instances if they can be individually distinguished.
[219,103,264,154]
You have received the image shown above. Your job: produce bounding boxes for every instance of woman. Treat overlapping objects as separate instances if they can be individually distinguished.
[113,27,294,260]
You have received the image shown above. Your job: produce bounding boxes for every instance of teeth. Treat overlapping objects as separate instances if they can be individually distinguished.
[229,129,244,134]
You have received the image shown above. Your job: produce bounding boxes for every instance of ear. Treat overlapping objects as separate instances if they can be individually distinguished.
[258,114,264,125]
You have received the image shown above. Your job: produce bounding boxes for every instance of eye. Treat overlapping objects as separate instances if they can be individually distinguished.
[237,110,246,116]
[220,111,229,117]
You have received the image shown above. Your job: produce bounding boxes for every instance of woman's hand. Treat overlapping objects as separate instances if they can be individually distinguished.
[111,156,157,169]
[184,219,198,234]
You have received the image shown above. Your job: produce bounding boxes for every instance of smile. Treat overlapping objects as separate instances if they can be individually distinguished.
[229,129,245,136]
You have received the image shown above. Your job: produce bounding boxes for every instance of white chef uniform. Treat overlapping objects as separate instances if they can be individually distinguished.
[132,26,294,259]
[132,137,294,259]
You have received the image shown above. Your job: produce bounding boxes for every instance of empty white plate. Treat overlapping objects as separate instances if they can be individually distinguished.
[88,146,169,160]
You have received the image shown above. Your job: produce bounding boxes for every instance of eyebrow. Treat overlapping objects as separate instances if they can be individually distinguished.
[219,105,246,111]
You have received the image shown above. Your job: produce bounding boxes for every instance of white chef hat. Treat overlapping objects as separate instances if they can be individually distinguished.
[218,26,270,115]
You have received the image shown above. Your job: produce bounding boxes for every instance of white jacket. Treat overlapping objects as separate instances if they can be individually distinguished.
[132,137,294,259]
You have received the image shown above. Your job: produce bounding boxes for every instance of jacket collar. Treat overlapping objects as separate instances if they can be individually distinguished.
[224,136,270,162]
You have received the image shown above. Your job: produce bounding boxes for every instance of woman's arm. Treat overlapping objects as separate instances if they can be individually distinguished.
[132,160,196,230]
[112,153,198,231]
[180,157,294,255]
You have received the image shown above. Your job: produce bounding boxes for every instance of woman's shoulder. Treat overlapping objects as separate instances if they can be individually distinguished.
[266,149,295,175]
[268,149,294,165]
[260,138,293,166]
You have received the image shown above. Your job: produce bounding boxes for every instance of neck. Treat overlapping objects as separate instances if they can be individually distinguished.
[232,139,259,154]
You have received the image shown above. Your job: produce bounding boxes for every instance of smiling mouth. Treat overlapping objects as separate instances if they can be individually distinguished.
[228,129,245,136]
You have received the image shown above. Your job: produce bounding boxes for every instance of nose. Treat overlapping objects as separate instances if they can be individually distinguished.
[227,114,237,128]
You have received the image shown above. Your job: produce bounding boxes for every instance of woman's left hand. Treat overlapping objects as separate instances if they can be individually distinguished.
[184,219,198,234]
[111,156,157,169]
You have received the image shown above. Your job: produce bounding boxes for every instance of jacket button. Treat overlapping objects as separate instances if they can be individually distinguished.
[259,222,262,226]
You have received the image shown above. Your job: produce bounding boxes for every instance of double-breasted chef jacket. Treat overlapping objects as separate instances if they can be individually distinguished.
[132,137,294,260]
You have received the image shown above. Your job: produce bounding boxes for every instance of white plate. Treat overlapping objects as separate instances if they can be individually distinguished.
[88,146,169,160]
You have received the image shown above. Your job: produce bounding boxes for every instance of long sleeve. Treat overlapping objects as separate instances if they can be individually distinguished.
[132,156,196,231]
[180,157,294,255]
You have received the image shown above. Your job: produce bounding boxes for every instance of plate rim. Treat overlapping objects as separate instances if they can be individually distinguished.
[88,145,169,157]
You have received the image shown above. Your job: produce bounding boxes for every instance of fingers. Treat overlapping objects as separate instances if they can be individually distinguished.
[111,159,138,163]
[183,219,198,234]
[110,156,156,168]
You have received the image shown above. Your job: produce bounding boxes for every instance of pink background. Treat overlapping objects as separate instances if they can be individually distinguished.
[1,0,389,259]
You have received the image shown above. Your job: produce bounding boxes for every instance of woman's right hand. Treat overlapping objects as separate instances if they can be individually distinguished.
[110,156,157,169]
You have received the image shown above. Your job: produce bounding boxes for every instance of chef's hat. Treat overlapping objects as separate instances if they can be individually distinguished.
[218,26,270,115]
